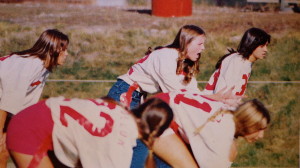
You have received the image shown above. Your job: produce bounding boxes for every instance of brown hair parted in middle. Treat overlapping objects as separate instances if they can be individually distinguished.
[131,97,174,168]
[172,25,205,84]
[12,29,69,72]
[150,25,206,85]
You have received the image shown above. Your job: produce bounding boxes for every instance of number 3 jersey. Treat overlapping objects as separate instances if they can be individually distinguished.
[203,53,252,96]
[46,97,138,168]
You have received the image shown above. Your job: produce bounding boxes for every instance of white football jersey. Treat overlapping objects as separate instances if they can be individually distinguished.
[0,54,49,114]
[119,48,200,94]
[46,97,138,168]
[203,53,252,96]
[156,90,235,168]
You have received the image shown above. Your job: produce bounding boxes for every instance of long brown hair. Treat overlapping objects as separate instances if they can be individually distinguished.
[215,27,271,69]
[131,97,174,168]
[171,25,205,84]
[11,29,69,72]
[149,25,205,84]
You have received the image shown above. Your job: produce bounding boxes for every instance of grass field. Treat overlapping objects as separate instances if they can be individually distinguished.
[0,2,299,167]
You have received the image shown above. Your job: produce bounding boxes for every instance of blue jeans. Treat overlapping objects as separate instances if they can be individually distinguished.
[107,79,142,109]
[107,79,171,168]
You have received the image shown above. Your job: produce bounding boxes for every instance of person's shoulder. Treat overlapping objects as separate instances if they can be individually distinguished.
[232,53,252,66]
[152,48,178,57]
[223,113,235,133]
[224,53,244,65]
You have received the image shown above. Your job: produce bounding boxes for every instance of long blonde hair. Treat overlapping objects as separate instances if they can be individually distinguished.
[233,99,270,138]
[194,99,270,138]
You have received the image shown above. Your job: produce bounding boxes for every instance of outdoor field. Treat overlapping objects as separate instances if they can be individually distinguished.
[0,1,299,167]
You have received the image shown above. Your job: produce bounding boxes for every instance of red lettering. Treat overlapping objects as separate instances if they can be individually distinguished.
[205,68,221,91]
[60,106,114,137]
[174,94,212,113]
[88,99,116,110]
[180,89,187,92]
[30,81,41,87]
[155,93,171,104]
[235,74,249,96]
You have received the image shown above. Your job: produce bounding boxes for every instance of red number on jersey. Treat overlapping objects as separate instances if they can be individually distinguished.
[88,99,117,110]
[174,94,212,113]
[235,74,249,96]
[205,68,221,91]
[155,93,171,104]
[60,106,114,137]
[30,80,41,87]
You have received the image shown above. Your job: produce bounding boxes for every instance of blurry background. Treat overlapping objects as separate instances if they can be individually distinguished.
[0,0,299,167]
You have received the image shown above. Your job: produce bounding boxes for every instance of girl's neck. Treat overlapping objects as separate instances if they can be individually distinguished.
[248,54,257,63]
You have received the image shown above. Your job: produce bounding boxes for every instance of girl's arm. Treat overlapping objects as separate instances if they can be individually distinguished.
[0,109,7,152]
[204,87,243,107]
[229,140,238,162]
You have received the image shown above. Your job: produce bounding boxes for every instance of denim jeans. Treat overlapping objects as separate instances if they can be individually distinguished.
[107,79,142,109]
[107,79,171,168]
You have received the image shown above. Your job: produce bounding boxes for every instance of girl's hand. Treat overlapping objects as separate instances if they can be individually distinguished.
[214,87,244,108]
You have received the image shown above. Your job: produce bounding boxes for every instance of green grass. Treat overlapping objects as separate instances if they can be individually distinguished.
[0,2,299,167]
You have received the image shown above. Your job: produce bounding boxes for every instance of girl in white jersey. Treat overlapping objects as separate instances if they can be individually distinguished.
[0,29,69,167]
[107,24,206,109]
[153,90,270,168]
[6,97,173,168]
[203,27,271,97]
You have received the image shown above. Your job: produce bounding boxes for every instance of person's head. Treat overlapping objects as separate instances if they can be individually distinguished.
[132,97,174,146]
[166,25,206,84]
[131,97,173,168]
[168,24,206,61]
[237,27,271,62]
[12,29,69,72]
[215,27,270,69]
[233,99,271,143]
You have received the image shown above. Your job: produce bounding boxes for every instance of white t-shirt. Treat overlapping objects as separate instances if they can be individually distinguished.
[203,53,252,96]
[158,91,235,168]
[0,54,49,114]
[46,97,139,168]
[119,48,200,94]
